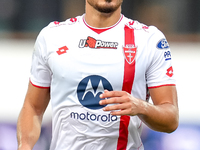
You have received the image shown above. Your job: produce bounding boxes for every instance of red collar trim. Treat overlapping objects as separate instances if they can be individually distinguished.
[83,15,123,34]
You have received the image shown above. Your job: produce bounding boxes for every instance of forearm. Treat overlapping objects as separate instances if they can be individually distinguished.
[138,101,179,133]
[99,88,179,133]
[17,105,43,150]
[99,89,179,133]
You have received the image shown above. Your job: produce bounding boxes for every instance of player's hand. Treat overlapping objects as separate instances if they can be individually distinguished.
[99,90,144,116]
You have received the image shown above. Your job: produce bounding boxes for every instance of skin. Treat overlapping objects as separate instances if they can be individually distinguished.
[99,86,179,133]
[17,0,179,149]
[17,83,50,150]
[85,0,123,28]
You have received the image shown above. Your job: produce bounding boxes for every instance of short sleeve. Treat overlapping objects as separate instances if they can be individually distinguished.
[30,29,52,88]
[146,27,176,88]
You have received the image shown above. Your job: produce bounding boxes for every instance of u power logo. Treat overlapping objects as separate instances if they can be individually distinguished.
[77,75,113,110]
[79,36,118,49]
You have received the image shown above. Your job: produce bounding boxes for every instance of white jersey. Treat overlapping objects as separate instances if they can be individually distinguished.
[30,14,175,150]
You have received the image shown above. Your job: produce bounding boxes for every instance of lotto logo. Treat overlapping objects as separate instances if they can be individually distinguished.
[79,36,118,49]
[70,17,77,22]
[166,66,174,77]
[56,46,68,55]
[54,21,60,25]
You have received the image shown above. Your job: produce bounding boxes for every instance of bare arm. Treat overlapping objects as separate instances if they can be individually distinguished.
[99,86,179,133]
[138,86,179,132]
[17,82,50,150]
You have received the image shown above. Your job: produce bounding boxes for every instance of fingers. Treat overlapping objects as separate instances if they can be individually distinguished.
[99,90,136,116]
[103,103,126,111]
[104,103,136,116]
[99,90,143,116]
[99,90,129,105]
[100,90,126,99]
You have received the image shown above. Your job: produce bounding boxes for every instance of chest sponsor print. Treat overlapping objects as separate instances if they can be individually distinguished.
[77,75,113,110]
[79,36,118,49]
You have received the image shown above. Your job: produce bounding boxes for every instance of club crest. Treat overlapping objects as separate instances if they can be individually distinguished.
[123,44,137,64]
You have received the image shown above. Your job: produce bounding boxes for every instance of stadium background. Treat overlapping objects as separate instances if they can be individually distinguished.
[0,0,200,149]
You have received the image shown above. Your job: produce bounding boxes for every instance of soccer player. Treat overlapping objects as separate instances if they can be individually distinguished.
[17,0,179,150]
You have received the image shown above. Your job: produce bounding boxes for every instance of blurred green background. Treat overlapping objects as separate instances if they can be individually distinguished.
[0,0,200,41]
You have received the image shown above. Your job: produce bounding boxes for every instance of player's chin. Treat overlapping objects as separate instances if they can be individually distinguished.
[97,0,122,13]
[97,4,120,14]
[98,7,115,13]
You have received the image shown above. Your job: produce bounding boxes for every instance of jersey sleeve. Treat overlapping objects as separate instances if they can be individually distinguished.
[146,27,176,88]
[30,28,52,88]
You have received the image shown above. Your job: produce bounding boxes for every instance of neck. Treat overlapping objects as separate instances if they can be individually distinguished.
[85,2,121,28]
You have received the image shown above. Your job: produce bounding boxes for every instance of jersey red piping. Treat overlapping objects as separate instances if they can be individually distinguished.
[148,84,176,89]
[30,80,50,89]
[83,15,123,34]
[137,143,143,150]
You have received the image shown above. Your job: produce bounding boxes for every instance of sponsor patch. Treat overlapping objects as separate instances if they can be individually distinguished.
[56,46,69,55]
[79,36,118,49]
[157,38,170,49]
[77,75,113,110]
[166,66,174,77]
[164,50,171,61]
[70,112,118,122]
[71,75,118,122]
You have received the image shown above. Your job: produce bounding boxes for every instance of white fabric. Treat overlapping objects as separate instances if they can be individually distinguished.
[30,14,175,150]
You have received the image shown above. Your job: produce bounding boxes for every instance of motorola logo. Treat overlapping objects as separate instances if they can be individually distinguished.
[77,75,113,110]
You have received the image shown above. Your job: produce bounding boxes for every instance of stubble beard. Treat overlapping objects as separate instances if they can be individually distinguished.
[87,0,122,14]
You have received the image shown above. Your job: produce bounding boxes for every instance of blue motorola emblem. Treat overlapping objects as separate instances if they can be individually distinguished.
[77,75,113,110]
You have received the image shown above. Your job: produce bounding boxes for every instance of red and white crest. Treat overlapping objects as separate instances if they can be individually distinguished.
[123,44,137,64]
